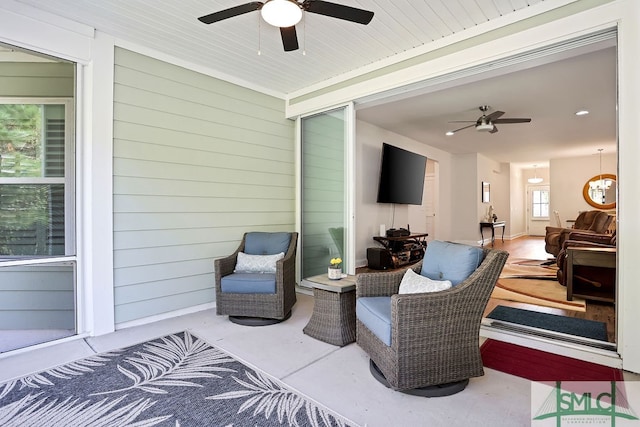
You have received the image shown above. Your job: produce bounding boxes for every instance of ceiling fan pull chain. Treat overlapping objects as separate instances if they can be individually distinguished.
[302,12,306,56]
[257,12,261,56]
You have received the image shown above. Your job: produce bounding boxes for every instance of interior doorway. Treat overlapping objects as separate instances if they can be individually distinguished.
[355,29,618,362]
[408,159,438,242]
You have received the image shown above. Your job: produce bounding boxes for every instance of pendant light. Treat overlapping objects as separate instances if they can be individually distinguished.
[589,149,612,190]
[528,165,543,184]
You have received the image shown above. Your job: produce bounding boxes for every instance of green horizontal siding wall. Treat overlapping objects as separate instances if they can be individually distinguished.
[113,48,295,324]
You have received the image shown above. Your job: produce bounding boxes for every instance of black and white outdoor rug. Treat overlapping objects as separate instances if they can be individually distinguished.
[0,331,357,426]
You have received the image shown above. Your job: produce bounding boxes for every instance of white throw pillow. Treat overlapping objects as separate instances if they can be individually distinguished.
[234,252,285,274]
[398,268,452,294]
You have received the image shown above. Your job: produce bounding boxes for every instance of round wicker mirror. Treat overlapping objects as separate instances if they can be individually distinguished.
[582,173,616,209]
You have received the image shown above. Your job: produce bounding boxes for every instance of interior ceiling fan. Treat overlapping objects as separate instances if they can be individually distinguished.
[447,105,532,135]
[197,0,374,52]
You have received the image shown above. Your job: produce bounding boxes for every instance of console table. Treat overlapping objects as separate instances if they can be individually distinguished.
[566,247,616,303]
[480,221,506,246]
[372,233,428,267]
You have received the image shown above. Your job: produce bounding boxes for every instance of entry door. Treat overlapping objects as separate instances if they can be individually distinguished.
[527,185,550,236]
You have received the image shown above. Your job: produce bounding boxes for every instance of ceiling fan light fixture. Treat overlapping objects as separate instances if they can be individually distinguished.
[445,131,455,136]
[476,123,494,132]
[261,0,302,27]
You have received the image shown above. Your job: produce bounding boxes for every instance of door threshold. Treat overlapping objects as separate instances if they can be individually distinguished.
[484,318,616,351]
[480,323,621,369]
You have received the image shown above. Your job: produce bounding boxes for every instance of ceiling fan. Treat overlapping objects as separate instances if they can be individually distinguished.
[447,105,532,135]
[197,0,374,52]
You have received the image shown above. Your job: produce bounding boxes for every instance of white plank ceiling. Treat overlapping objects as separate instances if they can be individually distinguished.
[13,0,548,96]
[7,0,617,164]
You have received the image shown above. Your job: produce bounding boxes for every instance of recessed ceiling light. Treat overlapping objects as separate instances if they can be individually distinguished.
[575,110,589,116]
[445,131,454,136]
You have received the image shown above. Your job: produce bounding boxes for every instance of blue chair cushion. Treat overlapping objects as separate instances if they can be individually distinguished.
[220,273,276,294]
[245,232,291,255]
[420,240,484,286]
[356,296,392,346]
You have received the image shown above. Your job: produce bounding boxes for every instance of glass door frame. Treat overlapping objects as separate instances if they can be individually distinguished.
[0,97,78,350]
[296,102,355,283]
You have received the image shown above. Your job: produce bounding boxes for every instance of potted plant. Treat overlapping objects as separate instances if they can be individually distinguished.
[328,257,342,280]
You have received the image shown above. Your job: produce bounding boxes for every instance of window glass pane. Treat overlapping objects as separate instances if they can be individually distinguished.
[532,190,541,203]
[541,205,549,217]
[541,191,549,203]
[0,104,64,178]
[533,205,541,217]
[531,189,550,218]
[0,261,75,351]
[302,108,346,278]
[0,184,65,256]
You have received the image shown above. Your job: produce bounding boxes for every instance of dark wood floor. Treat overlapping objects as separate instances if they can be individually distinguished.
[485,236,616,343]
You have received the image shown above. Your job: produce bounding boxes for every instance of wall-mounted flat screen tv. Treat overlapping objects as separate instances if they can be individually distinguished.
[376,143,427,205]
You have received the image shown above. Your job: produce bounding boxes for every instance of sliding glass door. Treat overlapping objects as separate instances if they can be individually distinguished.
[0,99,76,352]
[300,106,353,279]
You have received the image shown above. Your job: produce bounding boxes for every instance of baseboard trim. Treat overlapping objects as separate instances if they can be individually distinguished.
[115,302,215,330]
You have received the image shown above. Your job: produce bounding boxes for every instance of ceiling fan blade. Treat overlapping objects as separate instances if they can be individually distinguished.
[303,0,374,24]
[448,120,476,123]
[280,26,299,52]
[490,126,499,134]
[492,118,532,124]
[198,2,263,24]
[485,111,505,121]
[450,123,476,133]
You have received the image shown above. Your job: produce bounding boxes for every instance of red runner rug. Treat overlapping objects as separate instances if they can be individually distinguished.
[480,339,624,382]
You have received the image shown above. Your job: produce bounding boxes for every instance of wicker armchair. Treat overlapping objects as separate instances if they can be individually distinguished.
[214,232,298,326]
[355,247,508,396]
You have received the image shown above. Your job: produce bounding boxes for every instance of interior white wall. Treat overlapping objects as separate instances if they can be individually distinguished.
[550,153,617,223]
[355,120,453,267]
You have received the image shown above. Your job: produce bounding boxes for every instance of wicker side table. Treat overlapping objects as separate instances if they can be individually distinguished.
[302,274,357,346]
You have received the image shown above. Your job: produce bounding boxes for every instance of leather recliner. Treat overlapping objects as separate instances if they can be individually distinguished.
[556,231,616,298]
[544,210,612,257]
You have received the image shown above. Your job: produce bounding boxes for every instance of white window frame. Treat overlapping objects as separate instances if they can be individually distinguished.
[0,97,76,256]
[530,187,550,220]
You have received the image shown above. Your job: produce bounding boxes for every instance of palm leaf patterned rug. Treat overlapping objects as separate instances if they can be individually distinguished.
[0,331,357,427]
